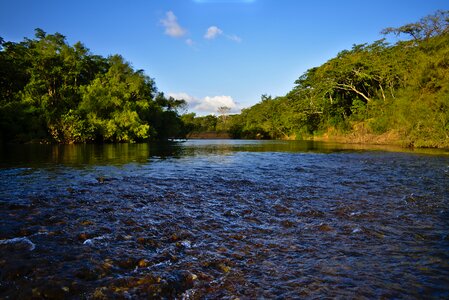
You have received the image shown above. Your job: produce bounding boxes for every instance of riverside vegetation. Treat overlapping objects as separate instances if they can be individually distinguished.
[0,29,188,143]
[1,11,449,147]
[185,10,449,148]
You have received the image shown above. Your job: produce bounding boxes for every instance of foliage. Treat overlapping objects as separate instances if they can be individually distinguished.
[0,29,186,143]
[181,113,218,133]
[222,10,449,147]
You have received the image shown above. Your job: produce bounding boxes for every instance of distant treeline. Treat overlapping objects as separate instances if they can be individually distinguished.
[185,10,449,148]
[0,29,187,143]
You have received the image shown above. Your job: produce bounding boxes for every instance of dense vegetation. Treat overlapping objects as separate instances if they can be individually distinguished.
[0,29,186,143]
[187,11,449,148]
[2,11,448,147]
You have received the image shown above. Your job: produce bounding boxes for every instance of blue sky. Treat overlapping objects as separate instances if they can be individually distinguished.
[1,0,448,115]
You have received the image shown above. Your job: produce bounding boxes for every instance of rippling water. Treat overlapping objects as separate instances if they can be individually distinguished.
[1,140,448,299]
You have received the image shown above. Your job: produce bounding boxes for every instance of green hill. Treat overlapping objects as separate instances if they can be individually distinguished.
[227,10,449,148]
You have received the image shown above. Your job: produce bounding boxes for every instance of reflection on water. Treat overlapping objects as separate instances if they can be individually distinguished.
[0,143,175,167]
[1,140,447,167]
[0,140,449,298]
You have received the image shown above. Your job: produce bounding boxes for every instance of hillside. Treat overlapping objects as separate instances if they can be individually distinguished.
[222,10,449,148]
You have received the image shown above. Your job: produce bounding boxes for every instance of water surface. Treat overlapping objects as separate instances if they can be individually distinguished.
[1,140,448,298]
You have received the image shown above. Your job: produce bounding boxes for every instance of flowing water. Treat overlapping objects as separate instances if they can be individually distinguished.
[0,140,448,299]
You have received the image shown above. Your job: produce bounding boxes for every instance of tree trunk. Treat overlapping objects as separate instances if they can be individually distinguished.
[379,84,386,101]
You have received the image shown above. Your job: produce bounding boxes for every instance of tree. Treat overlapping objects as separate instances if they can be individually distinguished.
[217,106,230,122]
[0,30,187,143]
[382,10,449,41]
[77,55,153,142]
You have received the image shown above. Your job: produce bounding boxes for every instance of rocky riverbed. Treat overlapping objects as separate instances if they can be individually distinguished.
[1,141,449,298]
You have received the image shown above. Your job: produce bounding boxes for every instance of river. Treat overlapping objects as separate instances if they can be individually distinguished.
[1,140,448,299]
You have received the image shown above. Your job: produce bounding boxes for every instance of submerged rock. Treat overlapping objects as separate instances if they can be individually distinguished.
[161,271,198,297]
[202,259,233,273]
[317,223,333,232]
[77,233,91,241]
[87,271,198,299]
[273,204,291,214]
[137,237,159,248]
[80,220,94,226]
[138,258,150,268]
[76,266,101,281]
[32,282,70,299]
[280,220,296,228]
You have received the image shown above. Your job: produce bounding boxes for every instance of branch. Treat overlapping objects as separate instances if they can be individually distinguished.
[335,83,371,102]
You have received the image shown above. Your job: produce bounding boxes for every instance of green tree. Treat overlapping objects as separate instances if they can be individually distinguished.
[0,29,188,143]
[77,55,155,142]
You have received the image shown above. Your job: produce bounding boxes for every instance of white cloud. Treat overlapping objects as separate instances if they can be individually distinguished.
[160,11,186,38]
[185,38,194,46]
[204,26,223,39]
[226,34,242,43]
[168,92,241,115]
[204,26,241,43]
[197,95,237,112]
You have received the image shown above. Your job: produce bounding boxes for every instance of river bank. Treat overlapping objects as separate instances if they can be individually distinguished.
[308,126,448,150]
[186,131,231,139]
[187,128,448,151]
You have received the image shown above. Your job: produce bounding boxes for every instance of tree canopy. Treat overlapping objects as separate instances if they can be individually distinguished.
[0,29,186,143]
[224,10,449,148]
